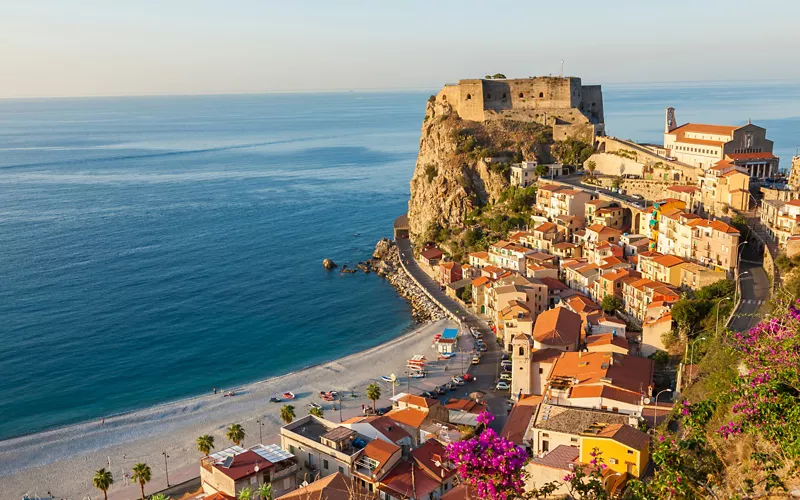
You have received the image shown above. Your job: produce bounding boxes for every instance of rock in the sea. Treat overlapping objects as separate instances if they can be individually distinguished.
[322,258,337,270]
[373,238,393,259]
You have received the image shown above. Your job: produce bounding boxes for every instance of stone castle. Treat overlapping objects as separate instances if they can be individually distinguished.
[433,76,605,141]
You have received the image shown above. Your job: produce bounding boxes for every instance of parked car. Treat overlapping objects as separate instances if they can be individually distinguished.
[308,402,322,410]
[452,376,465,386]
[472,355,481,365]
[500,373,512,381]
[376,406,392,416]
[479,343,488,352]
[409,371,426,378]
[496,381,511,391]
[269,397,281,403]
[435,385,447,395]
[421,390,436,398]
[501,353,510,361]
[631,194,644,200]
[503,365,512,372]
[500,360,512,367]
[461,373,475,382]
[446,382,458,391]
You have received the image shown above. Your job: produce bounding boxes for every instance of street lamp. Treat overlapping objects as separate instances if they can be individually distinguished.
[654,388,672,421]
[256,419,266,444]
[689,337,707,367]
[733,270,749,306]
[735,240,748,284]
[162,451,170,488]
[716,298,731,336]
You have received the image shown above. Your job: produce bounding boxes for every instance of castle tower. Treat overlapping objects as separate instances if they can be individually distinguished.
[665,107,677,134]
[511,334,533,398]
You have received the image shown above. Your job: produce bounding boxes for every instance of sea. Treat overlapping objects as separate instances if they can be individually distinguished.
[1,81,799,441]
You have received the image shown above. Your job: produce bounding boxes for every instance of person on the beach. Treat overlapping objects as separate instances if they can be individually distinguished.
[214,387,217,394]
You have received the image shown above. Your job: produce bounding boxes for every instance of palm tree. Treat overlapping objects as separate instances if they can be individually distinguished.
[131,462,152,500]
[92,468,114,500]
[226,423,246,446]
[238,486,253,500]
[256,483,272,500]
[308,406,323,418]
[280,404,295,424]
[366,383,381,411]
[586,160,596,177]
[197,434,215,456]
[150,495,171,500]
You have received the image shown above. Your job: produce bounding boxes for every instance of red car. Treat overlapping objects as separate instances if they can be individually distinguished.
[461,373,475,382]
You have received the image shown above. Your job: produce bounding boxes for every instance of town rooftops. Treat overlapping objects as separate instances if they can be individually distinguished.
[538,277,568,290]
[668,122,738,138]
[728,152,777,160]
[586,333,629,350]
[379,461,442,499]
[533,404,630,434]
[360,438,401,471]
[666,185,699,194]
[587,224,622,236]
[534,222,558,232]
[421,248,443,260]
[385,408,428,428]
[548,351,654,395]
[528,445,580,470]
[411,439,457,482]
[501,403,538,445]
[532,307,582,347]
[581,423,650,450]
[687,218,740,234]
[471,276,491,287]
[276,472,373,500]
[344,415,412,443]
[212,449,271,481]
[468,251,489,259]
[564,294,600,314]
[553,241,578,250]
[398,393,438,409]
[653,255,686,268]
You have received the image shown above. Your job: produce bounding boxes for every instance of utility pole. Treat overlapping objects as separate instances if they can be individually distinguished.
[256,419,264,444]
[162,451,170,487]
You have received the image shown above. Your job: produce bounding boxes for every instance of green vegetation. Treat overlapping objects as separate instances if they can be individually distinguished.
[484,73,506,79]
[460,284,472,302]
[280,404,296,424]
[424,163,437,183]
[600,295,622,314]
[611,176,624,189]
[256,483,272,500]
[670,279,735,339]
[551,138,594,166]
[610,148,637,160]
[196,434,215,456]
[238,487,253,500]
[308,406,323,418]
[535,164,549,176]
[92,468,114,500]
[366,382,381,411]
[226,423,245,446]
[132,463,152,500]
[585,159,596,176]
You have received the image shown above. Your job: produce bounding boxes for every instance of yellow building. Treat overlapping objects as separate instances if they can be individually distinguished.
[650,255,686,286]
[698,159,751,214]
[579,423,650,477]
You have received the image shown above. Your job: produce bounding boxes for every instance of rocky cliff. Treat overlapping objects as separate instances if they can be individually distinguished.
[407,98,552,245]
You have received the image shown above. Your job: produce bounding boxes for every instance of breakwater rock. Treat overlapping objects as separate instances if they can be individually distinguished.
[369,239,447,323]
[323,258,337,270]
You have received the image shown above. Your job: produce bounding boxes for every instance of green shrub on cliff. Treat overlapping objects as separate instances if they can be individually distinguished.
[551,138,594,166]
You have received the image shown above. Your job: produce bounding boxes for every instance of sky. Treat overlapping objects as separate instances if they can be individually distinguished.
[1,0,799,98]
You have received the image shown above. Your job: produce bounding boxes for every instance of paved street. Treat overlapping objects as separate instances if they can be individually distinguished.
[729,246,771,333]
[397,239,509,429]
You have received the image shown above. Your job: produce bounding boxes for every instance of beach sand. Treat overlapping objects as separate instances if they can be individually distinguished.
[0,319,472,499]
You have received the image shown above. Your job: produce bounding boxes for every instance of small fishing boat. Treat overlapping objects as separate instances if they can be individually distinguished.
[380,375,393,383]
[282,391,296,400]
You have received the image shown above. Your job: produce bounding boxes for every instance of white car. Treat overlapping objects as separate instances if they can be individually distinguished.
[500,360,512,367]
[499,373,512,382]
[495,381,510,391]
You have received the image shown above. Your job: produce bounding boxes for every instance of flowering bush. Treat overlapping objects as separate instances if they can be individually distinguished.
[445,412,529,500]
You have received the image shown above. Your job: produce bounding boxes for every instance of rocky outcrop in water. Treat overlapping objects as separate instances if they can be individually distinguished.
[323,258,337,269]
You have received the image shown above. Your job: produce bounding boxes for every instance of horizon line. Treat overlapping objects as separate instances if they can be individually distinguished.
[2,77,799,101]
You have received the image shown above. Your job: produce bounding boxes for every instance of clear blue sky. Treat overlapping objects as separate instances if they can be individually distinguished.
[1,0,798,98]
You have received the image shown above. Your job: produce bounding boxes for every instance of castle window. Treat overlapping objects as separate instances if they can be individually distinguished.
[539,92,544,98]
[466,94,471,100]
[519,92,524,98]
[518,347,524,356]
[501,93,507,99]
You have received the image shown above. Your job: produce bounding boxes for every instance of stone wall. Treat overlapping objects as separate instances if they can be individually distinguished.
[761,186,800,202]
[591,137,699,183]
[595,176,678,201]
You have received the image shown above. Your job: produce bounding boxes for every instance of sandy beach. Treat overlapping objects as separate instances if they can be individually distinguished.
[0,319,473,500]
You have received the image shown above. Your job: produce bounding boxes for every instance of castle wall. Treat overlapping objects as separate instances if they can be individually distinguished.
[580,85,605,125]
[455,79,486,121]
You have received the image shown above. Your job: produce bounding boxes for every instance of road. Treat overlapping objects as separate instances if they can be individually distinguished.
[553,173,648,208]
[729,243,771,333]
[397,238,509,430]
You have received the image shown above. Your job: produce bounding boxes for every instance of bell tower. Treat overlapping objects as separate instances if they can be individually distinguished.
[511,334,533,397]
[665,107,677,133]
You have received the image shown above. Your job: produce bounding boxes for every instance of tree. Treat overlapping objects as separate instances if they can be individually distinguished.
[197,434,215,456]
[280,404,296,424]
[256,482,272,500]
[149,495,170,500]
[308,406,323,418]
[670,299,710,336]
[92,468,114,500]
[460,284,472,303]
[585,160,596,176]
[600,295,622,314]
[238,487,253,500]
[611,176,624,189]
[131,463,152,500]
[226,423,246,446]
[535,164,549,177]
[366,382,381,411]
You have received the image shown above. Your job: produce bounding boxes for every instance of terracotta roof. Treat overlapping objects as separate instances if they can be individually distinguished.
[600,269,631,282]
[728,152,777,160]
[398,394,436,409]
[595,207,621,215]
[213,450,272,481]
[379,461,441,499]
[586,333,629,350]
[441,484,477,500]
[361,438,401,470]
[533,404,630,434]
[568,384,643,406]
[529,445,580,470]
[469,251,489,259]
[368,416,412,443]
[445,398,486,413]
[668,123,737,137]
[471,276,490,287]
[583,423,650,451]
[278,472,374,500]
[539,277,568,290]
[440,261,456,270]
[531,348,565,363]
[501,403,537,445]
[565,294,600,314]
[385,408,428,428]
[421,248,443,260]
[653,255,685,268]
[553,242,578,250]
[674,136,725,147]
[534,222,557,233]
[586,199,609,206]
[587,224,622,236]
[533,307,582,347]
[549,351,654,395]
[411,439,457,482]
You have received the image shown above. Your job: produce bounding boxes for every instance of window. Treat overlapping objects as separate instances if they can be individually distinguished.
[466,94,472,100]
[519,92,524,98]
[539,368,543,374]
[285,477,292,489]
[609,458,619,465]
[323,459,329,470]
[339,466,345,474]
[518,347,524,356]
[542,440,550,452]
[289,445,295,454]
[570,437,579,443]
[539,92,544,98]
[627,450,634,455]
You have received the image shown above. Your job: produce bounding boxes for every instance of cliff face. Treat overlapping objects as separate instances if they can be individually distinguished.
[407,99,551,244]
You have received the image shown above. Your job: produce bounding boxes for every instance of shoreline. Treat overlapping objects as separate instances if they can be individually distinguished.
[0,319,464,498]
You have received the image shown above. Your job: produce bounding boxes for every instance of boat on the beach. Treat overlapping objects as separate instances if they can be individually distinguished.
[320,390,339,401]
[380,375,393,383]
[282,391,296,400]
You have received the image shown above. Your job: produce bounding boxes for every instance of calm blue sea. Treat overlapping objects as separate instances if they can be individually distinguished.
[1,82,799,440]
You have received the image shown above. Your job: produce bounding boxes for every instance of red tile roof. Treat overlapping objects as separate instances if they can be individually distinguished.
[728,152,777,160]
[411,439,457,482]
[533,307,582,347]
[668,123,737,136]
[421,248,443,260]
[213,450,272,481]
[583,423,651,451]
[385,408,428,428]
